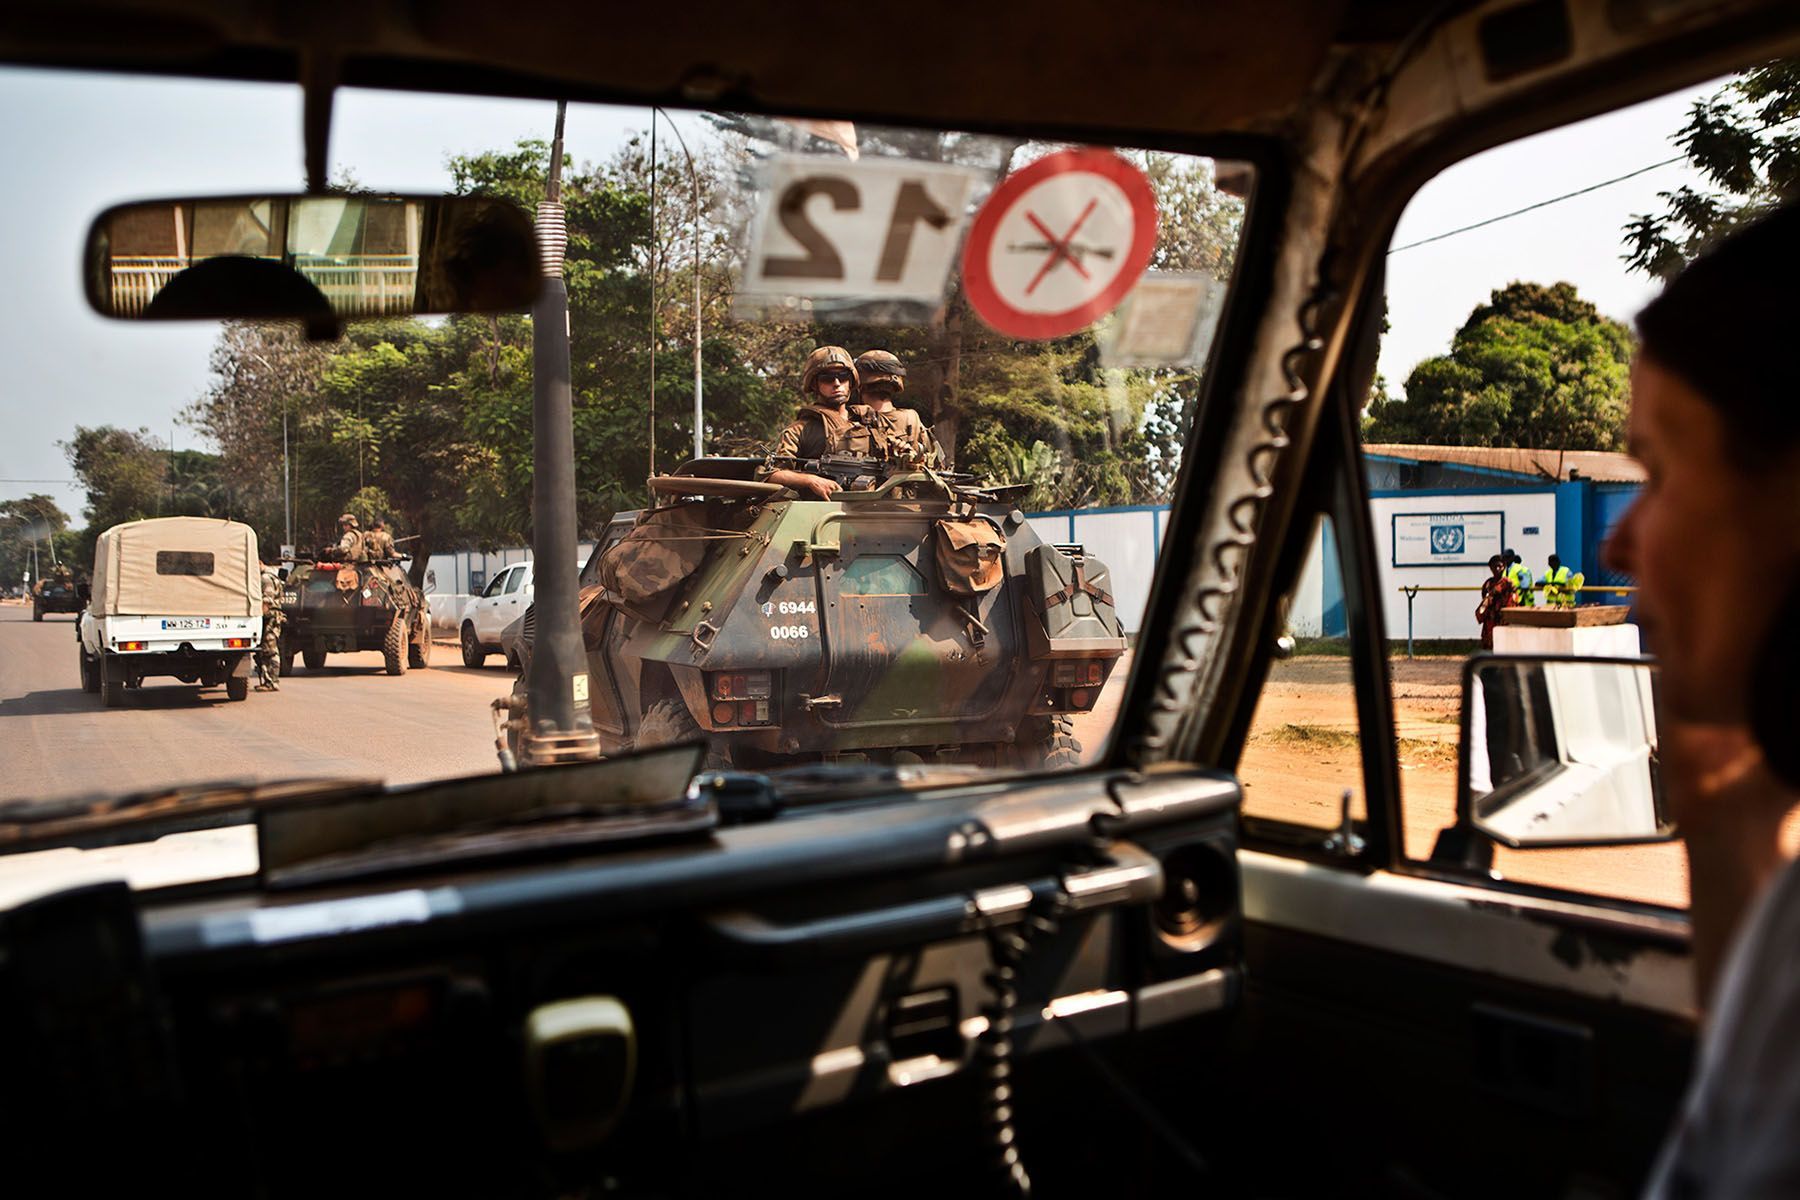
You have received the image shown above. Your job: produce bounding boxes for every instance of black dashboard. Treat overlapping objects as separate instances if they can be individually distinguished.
[1,767,1241,1197]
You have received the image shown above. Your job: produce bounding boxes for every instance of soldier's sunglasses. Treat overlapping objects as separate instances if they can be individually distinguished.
[817,370,853,384]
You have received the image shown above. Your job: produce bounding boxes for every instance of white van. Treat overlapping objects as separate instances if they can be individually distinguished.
[77,516,263,706]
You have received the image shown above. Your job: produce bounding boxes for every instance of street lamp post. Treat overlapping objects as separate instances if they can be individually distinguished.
[654,109,705,462]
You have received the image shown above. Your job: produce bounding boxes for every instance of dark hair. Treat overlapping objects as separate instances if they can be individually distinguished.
[1636,202,1800,464]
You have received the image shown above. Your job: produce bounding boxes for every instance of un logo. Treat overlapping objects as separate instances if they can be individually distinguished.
[1430,525,1466,555]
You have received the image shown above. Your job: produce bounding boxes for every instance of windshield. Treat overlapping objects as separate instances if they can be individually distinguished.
[0,69,1249,891]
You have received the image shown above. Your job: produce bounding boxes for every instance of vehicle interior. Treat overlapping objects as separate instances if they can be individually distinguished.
[3,0,1795,1195]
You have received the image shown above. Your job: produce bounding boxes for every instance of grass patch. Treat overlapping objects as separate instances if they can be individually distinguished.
[1259,723,1362,749]
[1253,722,1460,766]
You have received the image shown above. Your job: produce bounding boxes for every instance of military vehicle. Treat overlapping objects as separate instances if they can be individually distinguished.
[279,552,431,676]
[30,572,84,621]
[503,455,1127,770]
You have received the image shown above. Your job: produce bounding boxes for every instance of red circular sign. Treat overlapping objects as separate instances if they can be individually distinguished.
[961,148,1159,340]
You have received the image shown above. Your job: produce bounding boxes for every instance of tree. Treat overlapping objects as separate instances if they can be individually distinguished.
[1623,59,1800,279]
[1363,282,1632,450]
[0,494,70,588]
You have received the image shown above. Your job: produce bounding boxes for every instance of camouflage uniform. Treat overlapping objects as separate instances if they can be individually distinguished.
[853,349,943,468]
[363,523,397,560]
[766,346,871,461]
[336,513,367,562]
[255,566,285,690]
[771,403,875,459]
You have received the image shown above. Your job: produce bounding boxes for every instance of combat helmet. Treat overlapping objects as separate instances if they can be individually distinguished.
[339,512,360,528]
[854,349,906,394]
[801,346,858,397]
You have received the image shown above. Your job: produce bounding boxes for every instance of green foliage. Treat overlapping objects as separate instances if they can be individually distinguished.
[1363,282,1632,450]
[159,128,1247,578]
[0,494,71,588]
[1624,59,1800,279]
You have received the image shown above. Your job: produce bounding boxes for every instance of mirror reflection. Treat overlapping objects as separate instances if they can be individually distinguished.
[86,194,541,321]
[1464,656,1668,847]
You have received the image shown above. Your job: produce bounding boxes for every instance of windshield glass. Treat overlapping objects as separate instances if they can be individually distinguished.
[0,69,1249,891]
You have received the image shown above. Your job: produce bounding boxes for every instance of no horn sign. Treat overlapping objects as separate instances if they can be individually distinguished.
[962,148,1159,340]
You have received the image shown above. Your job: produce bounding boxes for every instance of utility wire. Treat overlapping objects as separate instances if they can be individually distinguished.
[1388,155,1685,253]
[1389,109,1800,255]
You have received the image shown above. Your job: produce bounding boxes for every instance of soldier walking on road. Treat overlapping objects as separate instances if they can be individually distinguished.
[255,563,285,691]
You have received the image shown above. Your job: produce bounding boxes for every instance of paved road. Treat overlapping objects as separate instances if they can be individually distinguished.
[0,602,515,804]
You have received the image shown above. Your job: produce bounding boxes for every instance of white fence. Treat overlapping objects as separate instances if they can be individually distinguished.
[417,490,1563,644]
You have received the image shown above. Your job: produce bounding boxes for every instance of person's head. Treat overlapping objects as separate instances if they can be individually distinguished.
[373,518,387,531]
[339,513,358,530]
[1488,554,1506,576]
[1503,547,1518,566]
[854,350,906,407]
[1547,554,1561,571]
[1605,203,1800,774]
[801,346,857,408]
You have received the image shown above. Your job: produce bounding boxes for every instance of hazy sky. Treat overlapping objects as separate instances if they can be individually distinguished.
[0,65,1728,525]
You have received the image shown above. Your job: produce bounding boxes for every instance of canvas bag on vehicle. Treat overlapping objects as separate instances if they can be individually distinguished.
[933,515,1007,595]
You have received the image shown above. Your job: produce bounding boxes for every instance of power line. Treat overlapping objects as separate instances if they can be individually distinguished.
[1387,155,1685,253]
[1388,109,1800,255]
[0,479,76,485]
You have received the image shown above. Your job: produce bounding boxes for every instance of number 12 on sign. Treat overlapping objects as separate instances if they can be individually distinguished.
[742,156,982,305]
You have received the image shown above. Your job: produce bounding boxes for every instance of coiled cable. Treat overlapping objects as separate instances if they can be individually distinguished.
[976,900,1062,1197]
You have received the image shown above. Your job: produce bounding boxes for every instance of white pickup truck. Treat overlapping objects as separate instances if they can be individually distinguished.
[77,516,263,706]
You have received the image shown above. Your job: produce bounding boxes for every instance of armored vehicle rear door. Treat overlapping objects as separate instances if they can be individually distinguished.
[814,514,1019,739]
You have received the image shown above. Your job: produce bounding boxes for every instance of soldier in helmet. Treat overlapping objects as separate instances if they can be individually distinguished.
[764,346,874,498]
[336,513,366,562]
[255,562,285,691]
[852,349,942,468]
[364,518,397,561]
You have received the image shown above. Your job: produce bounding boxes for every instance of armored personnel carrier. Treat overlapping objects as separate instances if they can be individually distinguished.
[507,455,1127,771]
[279,553,431,676]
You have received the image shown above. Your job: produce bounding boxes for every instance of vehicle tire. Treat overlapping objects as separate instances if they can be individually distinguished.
[101,655,125,709]
[408,610,430,669]
[460,622,487,668]
[32,604,43,622]
[634,698,729,769]
[78,648,99,694]
[303,648,326,671]
[1024,714,1083,770]
[225,674,249,702]
[383,614,408,676]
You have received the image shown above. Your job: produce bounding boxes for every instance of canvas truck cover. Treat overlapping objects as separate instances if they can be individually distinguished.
[90,516,260,617]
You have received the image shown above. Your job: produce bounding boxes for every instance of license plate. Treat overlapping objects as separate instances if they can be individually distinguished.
[161,617,211,630]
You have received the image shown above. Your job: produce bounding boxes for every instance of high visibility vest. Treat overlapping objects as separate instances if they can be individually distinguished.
[1507,562,1535,606]
[1543,564,1571,606]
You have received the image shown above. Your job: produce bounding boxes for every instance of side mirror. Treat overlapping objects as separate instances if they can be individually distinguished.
[1454,654,1670,851]
[85,193,541,326]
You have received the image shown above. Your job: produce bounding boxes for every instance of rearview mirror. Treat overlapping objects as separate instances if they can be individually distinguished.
[1459,655,1670,849]
[85,194,541,324]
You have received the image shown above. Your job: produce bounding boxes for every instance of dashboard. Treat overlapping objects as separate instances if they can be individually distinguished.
[0,767,1241,1197]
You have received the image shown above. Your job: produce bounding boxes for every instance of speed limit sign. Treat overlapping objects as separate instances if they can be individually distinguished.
[962,148,1159,340]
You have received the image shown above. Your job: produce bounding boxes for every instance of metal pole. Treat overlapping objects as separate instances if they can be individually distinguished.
[656,109,704,462]
[1404,586,1419,660]
[648,114,657,478]
[283,405,292,550]
[518,100,599,766]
